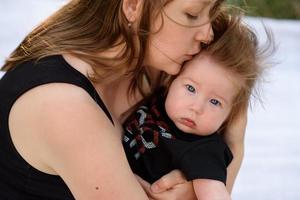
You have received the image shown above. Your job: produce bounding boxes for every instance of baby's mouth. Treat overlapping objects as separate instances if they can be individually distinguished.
[180,118,196,128]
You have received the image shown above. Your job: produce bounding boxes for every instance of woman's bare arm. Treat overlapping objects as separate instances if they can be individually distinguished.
[137,170,197,200]
[13,83,149,199]
[226,143,244,193]
[223,110,247,193]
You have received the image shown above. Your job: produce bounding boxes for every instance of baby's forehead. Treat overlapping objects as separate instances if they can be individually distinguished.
[180,53,242,89]
[182,52,214,70]
[193,51,213,61]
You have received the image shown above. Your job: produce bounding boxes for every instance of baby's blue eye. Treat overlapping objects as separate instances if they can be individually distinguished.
[210,99,221,106]
[185,84,196,93]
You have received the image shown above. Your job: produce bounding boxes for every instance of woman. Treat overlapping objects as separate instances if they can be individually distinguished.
[0,0,245,199]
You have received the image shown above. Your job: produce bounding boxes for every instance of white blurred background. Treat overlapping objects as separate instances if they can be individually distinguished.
[0,1,299,199]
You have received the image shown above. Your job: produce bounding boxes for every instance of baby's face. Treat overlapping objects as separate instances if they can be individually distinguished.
[165,53,240,136]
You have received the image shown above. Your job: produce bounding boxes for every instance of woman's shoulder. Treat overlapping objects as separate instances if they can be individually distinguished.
[10,81,116,140]
[2,54,114,124]
[1,55,92,95]
[7,80,149,199]
[15,81,114,128]
[9,81,119,170]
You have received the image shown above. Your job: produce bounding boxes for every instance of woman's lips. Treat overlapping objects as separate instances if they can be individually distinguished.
[180,118,196,128]
[183,55,193,62]
[185,55,194,60]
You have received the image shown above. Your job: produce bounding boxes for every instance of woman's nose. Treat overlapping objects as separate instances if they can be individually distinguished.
[195,22,214,46]
[189,22,213,54]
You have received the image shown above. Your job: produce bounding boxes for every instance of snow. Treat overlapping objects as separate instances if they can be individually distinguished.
[0,1,299,199]
[233,17,300,200]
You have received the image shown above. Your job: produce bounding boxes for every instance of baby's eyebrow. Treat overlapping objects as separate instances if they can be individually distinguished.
[181,77,200,86]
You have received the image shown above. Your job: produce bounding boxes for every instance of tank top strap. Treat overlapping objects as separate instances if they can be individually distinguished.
[1,55,114,125]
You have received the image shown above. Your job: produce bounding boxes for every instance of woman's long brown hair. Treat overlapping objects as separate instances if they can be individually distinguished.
[2,0,227,97]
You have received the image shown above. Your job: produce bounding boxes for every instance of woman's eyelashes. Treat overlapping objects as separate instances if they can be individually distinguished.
[185,13,198,20]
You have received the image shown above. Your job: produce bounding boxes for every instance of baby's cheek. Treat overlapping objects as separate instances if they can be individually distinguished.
[165,101,176,120]
[205,120,221,134]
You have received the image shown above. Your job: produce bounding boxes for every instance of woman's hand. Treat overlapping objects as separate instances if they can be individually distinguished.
[136,170,197,200]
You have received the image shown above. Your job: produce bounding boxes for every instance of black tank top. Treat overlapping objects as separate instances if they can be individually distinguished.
[0,55,114,199]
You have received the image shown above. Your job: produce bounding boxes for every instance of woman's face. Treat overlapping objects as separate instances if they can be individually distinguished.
[144,0,216,75]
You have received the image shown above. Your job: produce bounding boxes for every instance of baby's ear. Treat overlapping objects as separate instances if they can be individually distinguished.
[122,0,144,24]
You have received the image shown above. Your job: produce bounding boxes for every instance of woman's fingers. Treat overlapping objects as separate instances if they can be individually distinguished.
[150,169,187,193]
[135,175,160,200]
[151,181,196,200]
[136,173,197,200]
[135,175,151,192]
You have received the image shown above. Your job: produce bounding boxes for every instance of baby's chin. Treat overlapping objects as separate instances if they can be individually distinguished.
[175,123,218,136]
[174,123,209,136]
[187,130,215,137]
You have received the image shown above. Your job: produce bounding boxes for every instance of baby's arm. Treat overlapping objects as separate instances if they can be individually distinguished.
[193,179,231,200]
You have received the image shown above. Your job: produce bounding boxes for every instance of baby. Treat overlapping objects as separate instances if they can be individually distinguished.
[123,17,263,200]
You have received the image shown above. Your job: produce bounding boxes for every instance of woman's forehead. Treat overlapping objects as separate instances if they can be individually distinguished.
[162,0,218,28]
[169,0,213,4]
[166,0,218,13]
[176,0,216,5]
[188,0,216,4]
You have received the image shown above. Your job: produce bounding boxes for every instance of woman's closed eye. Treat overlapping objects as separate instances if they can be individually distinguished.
[185,84,196,93]
[210,99,221,106]
[185,13,198,20]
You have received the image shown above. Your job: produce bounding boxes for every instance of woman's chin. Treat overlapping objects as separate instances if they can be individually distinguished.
[165,65,181,75]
